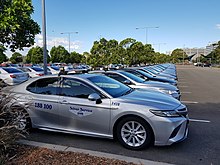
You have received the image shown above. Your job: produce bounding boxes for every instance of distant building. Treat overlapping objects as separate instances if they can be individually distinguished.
[183,42,218,62]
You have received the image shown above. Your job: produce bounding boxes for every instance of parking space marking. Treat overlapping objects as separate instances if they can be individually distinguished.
[178,82,188,84]
[181,92,192,94]
[189,119,211,123]
[178,86,189,88]
[181,101,198,104]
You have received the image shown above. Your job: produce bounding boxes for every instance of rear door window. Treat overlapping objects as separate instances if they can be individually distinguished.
[26,77,60,95]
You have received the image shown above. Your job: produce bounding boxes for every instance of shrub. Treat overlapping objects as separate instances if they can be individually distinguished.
[0,87,28,163]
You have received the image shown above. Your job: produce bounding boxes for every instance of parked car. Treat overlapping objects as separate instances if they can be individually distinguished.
[123,68,177,86]
[90,70,180,100]
[4,74,188,150]
[18,67,51,78]
[139,67,177,80]
[47,66,60,74]
[0,67,29,85]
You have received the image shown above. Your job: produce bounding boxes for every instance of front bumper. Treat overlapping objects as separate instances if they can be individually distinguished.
[150,115,189,146]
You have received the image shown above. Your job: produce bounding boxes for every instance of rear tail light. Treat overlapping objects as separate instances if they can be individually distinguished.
[10,74,17,78]
[36,74,44,76]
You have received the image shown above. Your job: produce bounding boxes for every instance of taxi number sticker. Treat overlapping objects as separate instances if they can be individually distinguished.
[112,102,120,106]
[35,102,52,110]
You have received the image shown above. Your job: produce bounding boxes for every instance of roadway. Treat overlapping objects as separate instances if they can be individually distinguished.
[25,65,220,165]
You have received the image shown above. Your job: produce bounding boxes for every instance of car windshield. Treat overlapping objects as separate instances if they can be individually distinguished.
[2,67,23,73]
[50,66,60,70]
[137,69,153,78]
[87,75,132,98]
[119,71,145,83]
[146,68,159,74]
[31,67,44,72]
[142,68,157,75]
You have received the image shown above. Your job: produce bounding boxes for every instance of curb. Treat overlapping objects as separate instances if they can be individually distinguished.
[18,140,173,165]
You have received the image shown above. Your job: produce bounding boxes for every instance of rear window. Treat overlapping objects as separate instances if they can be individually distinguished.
[2,67,23,73]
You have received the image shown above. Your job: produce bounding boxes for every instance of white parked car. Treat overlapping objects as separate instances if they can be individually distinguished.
[4,74,188,150]
[0,67,29,85]
[18,67,51,78]
[47,66,60,74]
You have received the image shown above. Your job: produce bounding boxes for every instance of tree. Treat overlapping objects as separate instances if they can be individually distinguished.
[0,44,8,63]
[0,0,40,52]
[50,46,69,63]
[119,38,136,65]
[153,52,171,64]
[10,52,23,63]
[0,0,40,50]
[207,41,220,64]
[129,42,144,65]
[69,52,83,63]
[26,46,50,64]
[142,44,155,64]
[170,49,188,63]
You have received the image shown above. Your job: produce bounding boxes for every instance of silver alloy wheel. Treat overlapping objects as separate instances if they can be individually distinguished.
[121,120,147,147]
[15,112,28,130]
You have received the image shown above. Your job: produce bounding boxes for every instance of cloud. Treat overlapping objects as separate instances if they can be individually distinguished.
[5,34,82,58]
[216,24,220,29]
[34,34,81,52]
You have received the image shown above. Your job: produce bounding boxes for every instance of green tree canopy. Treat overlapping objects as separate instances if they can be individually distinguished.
[0,0,40,51]
[87,37,159,67]
[26,46,50,64]
[50,46,69,63]
[207,41,220,64]
[69,51,83,63]
[10,52,23,63]
[170,49,188,63]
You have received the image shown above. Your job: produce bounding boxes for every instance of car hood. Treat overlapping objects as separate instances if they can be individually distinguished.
[119,89,181,110]
[138,81,178,91]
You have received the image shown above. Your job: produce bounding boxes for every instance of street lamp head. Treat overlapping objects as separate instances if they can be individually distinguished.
[60,31,79,35]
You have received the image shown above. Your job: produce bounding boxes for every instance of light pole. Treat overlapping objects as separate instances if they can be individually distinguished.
[60,31,78,53]
[153,43,166,53]
[136,26,159,44]
[42,0,47,75]
[183,44,185,65]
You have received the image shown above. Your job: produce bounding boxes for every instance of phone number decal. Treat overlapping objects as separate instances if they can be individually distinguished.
[35,102,52,110]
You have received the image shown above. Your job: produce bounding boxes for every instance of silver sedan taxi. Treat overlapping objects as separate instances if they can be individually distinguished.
[7,74,189,150]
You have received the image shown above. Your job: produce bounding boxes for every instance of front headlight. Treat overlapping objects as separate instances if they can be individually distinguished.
[160,89,178,95]
[149,109,181,117]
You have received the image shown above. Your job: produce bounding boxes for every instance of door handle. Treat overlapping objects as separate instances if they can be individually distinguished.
[60,100,69,104]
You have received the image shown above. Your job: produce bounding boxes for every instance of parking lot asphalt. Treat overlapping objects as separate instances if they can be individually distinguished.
[24,65,220,165]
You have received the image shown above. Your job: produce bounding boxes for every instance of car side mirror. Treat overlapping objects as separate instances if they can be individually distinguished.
[123,80,131,85]
[88,93,102,104]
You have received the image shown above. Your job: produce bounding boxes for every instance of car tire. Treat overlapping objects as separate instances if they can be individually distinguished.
[14,109,32,131]
[116,116,153,150]
[0,79,7,87]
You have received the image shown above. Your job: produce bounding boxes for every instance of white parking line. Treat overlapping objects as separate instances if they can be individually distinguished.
[181,92,192,94]
[189,119,211,123]
[178,86,189,88]
[181,101,198,104]
[178,82,188,84]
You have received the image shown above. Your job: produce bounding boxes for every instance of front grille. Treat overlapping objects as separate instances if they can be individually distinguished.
[170,124,181,139]
[177,108,188,118]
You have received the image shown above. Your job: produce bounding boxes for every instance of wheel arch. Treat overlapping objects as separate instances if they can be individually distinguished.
[113,114,155,144]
